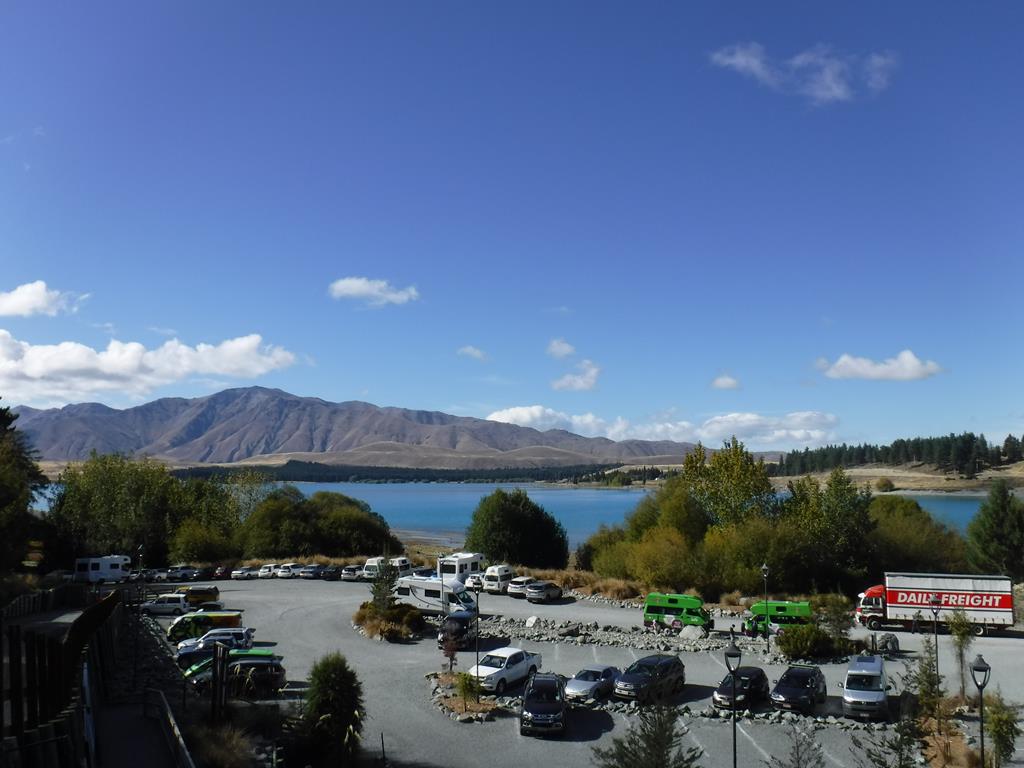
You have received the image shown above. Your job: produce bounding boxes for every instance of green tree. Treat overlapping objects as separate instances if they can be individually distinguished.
[370,559,398,615]
[626,476,709,543]
[591,705,703,768]
[966,480,1024,579]
[851,716,920,768]
[945,608,973,701]
[300,652,364,766]
[169,518,238,563]
[576,524,626,571]
[868,496,967,574]
[455,671,480,713]
[986,691,1022,768]
[0,401,46,570]
[464,489,568,568]
[681,439,776,525]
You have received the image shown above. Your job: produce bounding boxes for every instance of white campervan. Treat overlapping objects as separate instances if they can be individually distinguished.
[437,552,485,584]
[362,557,386,580]
[396,575,478,615]
[388,557,413,577]
[74,555,131,584]
[483,565,514,594]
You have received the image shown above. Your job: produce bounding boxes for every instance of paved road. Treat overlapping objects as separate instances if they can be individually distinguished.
[156,579,1024,768]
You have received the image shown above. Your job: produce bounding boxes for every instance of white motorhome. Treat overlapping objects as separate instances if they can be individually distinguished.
[396,575,478,615]
[437,552,484,584]
[388,557,413,577]
[74,555,131,584]
[483,565,514,594]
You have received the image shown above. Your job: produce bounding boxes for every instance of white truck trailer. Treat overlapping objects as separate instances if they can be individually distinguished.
[856,572,1014,636]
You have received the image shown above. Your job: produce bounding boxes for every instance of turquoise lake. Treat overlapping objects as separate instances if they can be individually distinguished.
[291,482,988,546]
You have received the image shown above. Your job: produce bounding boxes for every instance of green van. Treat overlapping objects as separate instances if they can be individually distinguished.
[184,648,278,679]
[167,611,243,642]
[743,600,812,637]
[643,593,714,631]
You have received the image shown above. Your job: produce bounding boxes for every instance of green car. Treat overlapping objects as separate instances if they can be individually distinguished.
[643,593,714,631]
[744,600,812,637]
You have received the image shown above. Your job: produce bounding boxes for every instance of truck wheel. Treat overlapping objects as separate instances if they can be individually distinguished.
[972,624,986,637]
[496,679,506,694]
[867,618,881,631]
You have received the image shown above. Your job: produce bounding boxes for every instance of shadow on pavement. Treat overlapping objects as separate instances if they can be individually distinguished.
[252,640,279,648]
[669,683,716,706]
[476,636,513,652]
[562,708,615,742]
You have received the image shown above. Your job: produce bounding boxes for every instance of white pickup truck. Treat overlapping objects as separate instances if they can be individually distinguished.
[467,646,542,694]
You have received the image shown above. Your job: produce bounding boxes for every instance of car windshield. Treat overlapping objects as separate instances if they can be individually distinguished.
[479,655,506,668]
[455,591,475,607]
[624,660,656,676]
[781,671,815,689]
[575,670,601,682]
[528,682,562,703]
[846,673,883,691]
[722,674,752,690]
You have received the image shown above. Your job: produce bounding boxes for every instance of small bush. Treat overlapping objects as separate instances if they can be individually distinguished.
[455,672,481,712]
[719,590,744,607]
[294,652,363,767]
[188,724,253,768]
[875,477,895,492]
[775,624,839,659]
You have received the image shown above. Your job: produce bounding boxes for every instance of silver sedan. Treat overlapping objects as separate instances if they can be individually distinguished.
[525,581,563,603]
[565,665,620,703]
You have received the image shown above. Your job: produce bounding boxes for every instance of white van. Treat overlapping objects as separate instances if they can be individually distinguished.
[396,575,478,615]
[258,564,279,579]
[362,557,386,580]
[140,593,190,616]
[437,552,485,584]
[388,557,413,577]
[483,565,514,594]
[74,555,131,584]
[840,655,891,720]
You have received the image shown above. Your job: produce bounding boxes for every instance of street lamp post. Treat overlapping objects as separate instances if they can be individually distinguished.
[761,563,770,652]
[971,655,991,768]
[724,637,742,768]
[930,593,942,688]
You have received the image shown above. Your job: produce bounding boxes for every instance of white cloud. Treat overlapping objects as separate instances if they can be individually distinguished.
[148,326,178,337]
[711,374,739,390]
[0,280,77,317]
[820,349,942,381]
[328,277,419,306]
[710,42,897,105]
[457,345,486,361]
[552,359,600,391]
[487,406,838,449]
[546,338,575,359]
[0,330,295,406]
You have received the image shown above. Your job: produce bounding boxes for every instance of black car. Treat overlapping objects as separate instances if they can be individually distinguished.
[321,565,341,581]
[520,673,567,736]
[712,666,770,710]
[436,610,477,650]
[770,665,827,715]
[613,654,686,703]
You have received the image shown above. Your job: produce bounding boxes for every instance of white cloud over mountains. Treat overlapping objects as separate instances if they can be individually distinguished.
[818,349,942,381]
[328,277,419,306]
[551,359,600,391]
[710,42,898,105]
[486,406,837,448]
[0,280,82,317]
[0,330,295,406]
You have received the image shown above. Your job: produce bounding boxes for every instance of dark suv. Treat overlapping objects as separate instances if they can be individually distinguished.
[436,610,477,650]
[520,673,567,736]
[613,654,686,703]
[770,665,827,715]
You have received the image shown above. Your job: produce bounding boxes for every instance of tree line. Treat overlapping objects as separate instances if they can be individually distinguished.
[578,438,1024,598]
[772,432,1024,477]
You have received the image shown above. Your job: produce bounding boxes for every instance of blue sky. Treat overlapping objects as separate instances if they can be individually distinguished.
[2,3,1022,450]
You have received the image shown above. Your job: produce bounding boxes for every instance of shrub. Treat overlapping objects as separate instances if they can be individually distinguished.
[812,593,853,645]
[718,590,744,607]
[875,477,895,492]
[775,624,839,659]
[455,672,481,712]
[464,489,569,568]
[592,705,703,768]
[299,652,364,766]
[986,690,1021,768]
[187,724,253,768]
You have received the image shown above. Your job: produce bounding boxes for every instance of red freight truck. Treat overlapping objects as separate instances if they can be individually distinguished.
[856,572,1014,636]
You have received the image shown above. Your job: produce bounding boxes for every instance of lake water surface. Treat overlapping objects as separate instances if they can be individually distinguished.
[293,482,988,546]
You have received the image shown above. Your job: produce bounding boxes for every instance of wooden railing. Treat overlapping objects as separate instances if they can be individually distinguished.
[143,688,198,768]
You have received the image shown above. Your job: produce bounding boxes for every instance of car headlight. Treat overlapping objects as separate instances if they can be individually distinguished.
[521,711,533,720]
[771,693,783,701]
[735,694,746,702]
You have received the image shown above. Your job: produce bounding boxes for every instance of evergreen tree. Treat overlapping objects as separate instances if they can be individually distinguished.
[966,480,1024,579]
[0,400,46,570]
[766,726,825,768]
[592,706,703,768]
[464,488,569,568]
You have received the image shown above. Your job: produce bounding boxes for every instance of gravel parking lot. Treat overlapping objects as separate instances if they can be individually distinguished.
[157,578,1024,768]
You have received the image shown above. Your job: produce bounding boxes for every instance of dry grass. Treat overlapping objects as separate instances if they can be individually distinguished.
[718,590,745,607]
[434,672,499,715]
[186,724,253,768]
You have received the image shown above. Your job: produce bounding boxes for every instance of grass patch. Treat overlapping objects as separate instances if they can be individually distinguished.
[186,724,253,768]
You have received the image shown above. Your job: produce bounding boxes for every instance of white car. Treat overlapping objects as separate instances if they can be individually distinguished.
[258,564,278,579]
[465,574,484,590]
[275,563,302,579]
[506,577,536,598]
[340,565,362,582]
[140,594,189,616]
[231,566,258,580]
[177,627,255,652]
[467,646,542,694]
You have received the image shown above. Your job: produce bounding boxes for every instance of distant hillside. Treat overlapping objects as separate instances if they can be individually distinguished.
[12,386,698,469]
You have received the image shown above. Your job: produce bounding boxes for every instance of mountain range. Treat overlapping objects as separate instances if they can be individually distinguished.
[12,387,697,469]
